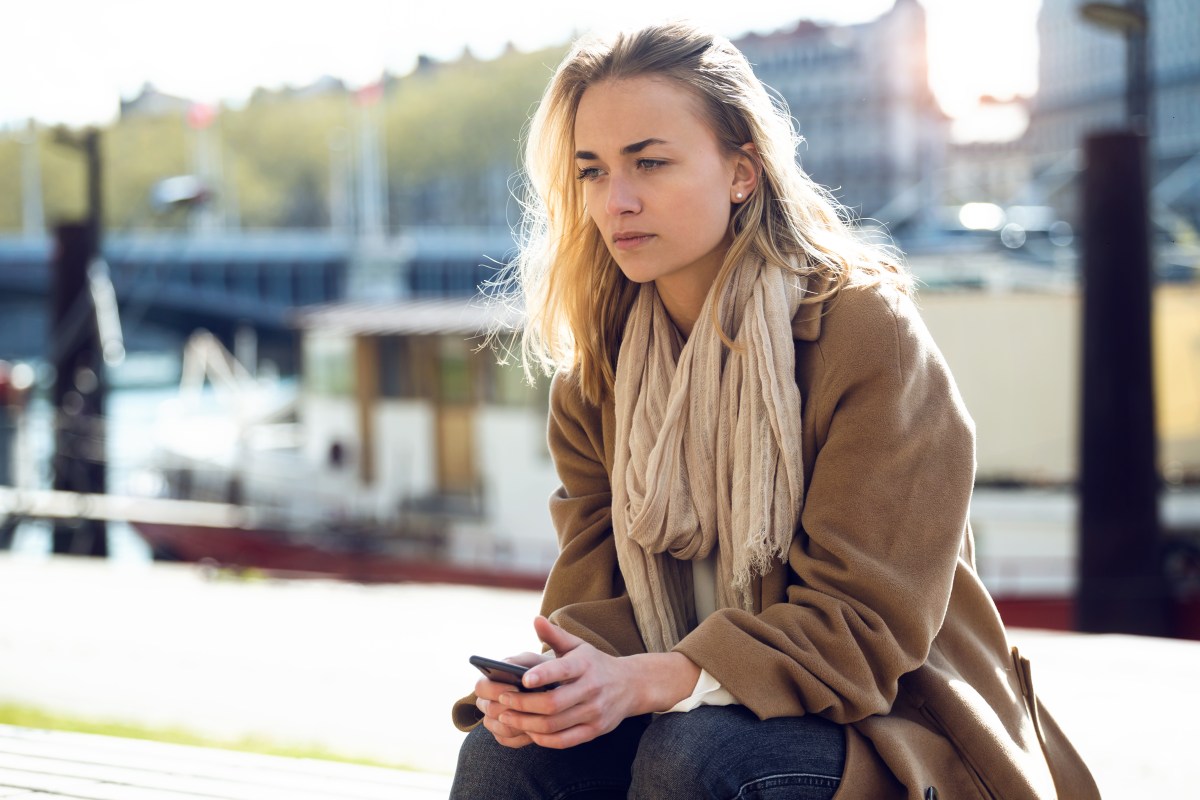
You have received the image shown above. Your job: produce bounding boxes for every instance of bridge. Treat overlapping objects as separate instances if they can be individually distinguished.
[0,228,517,355]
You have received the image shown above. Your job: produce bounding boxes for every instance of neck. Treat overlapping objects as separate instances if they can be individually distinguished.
[654,240,730,340]
[656,282,705,339]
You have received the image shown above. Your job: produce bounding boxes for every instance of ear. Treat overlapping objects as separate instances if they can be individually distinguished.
[730,143,761,204]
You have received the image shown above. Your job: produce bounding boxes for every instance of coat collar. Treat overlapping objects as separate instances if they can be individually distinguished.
[790,270,831,342]
[791,297,823,342]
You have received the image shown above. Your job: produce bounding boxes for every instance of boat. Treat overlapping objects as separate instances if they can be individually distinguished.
[128,285,1200,637]
[130,299,560,590]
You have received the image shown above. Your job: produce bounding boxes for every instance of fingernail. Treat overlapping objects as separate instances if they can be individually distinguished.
[498,693,513,705]
[524,672,540,688]
[499,713,511,725]
[476,698,490,712]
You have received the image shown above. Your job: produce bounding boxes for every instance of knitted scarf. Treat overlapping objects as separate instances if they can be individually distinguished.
[611,258,808,652]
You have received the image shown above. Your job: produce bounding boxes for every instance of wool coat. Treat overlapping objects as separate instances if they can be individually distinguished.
[453,279,1099,799]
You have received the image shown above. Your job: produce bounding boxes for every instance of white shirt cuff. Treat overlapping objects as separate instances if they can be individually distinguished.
[663,668,738,713]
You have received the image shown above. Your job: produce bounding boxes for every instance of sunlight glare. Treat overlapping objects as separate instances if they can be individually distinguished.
[923,0,1041,117]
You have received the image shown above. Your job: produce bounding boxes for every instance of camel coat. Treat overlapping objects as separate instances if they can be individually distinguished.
[453,280,1099,799]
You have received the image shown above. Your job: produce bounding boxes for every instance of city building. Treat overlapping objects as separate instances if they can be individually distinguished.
[942,134,1033,208]
[1023,0,1200,228]
[119,83,194,120]
[735,0,948,233]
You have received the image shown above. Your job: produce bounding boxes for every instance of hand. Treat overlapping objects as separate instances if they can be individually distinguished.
[490,616,701,749]
[475,650,551,748]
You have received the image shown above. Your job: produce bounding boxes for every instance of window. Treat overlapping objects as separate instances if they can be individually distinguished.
[303,333,354,396]
[378,335,411,399]
[439,336,471,404]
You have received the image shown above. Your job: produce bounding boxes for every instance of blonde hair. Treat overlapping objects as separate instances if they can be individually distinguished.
[505,21,909,405]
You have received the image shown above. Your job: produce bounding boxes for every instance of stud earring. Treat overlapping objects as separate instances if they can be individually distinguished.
[735,192,744,200]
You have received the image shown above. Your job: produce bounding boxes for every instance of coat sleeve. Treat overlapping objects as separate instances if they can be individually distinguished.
[451,370,645,731]
[537,370,647,658]
[673,284,977,724]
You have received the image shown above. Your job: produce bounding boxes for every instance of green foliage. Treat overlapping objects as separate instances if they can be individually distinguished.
[0,702,418,771]
[105,114,189,229]
[0,44,567,232]
[40,134,89,225]
[0,136,21,229]
[385,47,561,181]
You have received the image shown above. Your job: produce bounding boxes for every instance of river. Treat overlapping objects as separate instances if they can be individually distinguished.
[3,350,295,562]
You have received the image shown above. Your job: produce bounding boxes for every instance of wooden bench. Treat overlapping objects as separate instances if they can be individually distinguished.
[0,725,451,799]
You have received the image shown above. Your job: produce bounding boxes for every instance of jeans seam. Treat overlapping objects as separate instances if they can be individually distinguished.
[736,771,842,796]
[550,777,628,800]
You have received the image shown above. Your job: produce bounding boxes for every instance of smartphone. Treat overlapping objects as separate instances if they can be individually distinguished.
[469,655,559,692]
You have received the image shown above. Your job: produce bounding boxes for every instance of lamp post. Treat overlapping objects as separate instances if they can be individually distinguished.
[1076,1,1167,635]
[48,128,110,557]
[1080,1,1151,134]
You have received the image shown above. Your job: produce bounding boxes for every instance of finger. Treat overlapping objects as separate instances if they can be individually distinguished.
[475,677,522,701]
[498,701,596,736]
[533,615,585,658]
[521,647,593,692]
[496,677,593,716]
[529,723,605,750]
[506,651,551,668]
[476,697,505,722]
[498,736,532,749]
[482,716,533,748]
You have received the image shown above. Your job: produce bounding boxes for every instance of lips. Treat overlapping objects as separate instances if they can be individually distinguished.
[612,231,655,250]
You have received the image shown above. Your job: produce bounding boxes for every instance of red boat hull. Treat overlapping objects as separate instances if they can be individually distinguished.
[131,521,548,591]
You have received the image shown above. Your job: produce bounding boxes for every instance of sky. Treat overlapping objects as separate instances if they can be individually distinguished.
[3,0,1041,130]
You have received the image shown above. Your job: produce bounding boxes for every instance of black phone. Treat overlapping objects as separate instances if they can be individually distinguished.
[469,655,559,692]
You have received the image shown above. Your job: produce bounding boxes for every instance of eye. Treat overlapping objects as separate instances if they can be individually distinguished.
[636,159,667,172]
[576,166,603,182]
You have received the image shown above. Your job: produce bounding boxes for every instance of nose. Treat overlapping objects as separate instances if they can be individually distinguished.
[604,174,640,217]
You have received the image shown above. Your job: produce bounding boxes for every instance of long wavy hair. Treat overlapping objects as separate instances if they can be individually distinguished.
[503,21,909,405]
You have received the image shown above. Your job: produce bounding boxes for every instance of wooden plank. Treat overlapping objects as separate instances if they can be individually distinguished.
[0,753,392,800]
[0,766,116,798]
[0,727,416,790]
[0,727,448,800]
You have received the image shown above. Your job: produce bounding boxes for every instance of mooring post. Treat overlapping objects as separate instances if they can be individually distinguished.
[47,126,109,556]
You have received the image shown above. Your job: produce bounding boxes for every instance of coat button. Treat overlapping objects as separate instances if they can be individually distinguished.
[924,789,939,800]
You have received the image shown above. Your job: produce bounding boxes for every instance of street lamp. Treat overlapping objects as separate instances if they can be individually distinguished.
[1075,1,1167,635]
[1079,1,1151,133]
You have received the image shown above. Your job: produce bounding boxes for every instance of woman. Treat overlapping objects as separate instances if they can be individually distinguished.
[451,22,1098,800]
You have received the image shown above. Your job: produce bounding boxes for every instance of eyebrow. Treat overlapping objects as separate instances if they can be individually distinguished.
[574,138,669,160]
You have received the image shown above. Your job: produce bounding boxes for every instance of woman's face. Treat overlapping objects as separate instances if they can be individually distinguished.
[574,76,747,298]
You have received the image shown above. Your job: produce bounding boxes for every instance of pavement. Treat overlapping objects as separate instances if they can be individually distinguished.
[1,554,1198,797]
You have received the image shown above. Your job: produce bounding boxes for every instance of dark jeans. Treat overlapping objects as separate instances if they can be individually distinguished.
[450,705,846,800]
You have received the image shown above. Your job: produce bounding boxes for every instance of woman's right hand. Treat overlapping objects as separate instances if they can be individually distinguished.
[475,651,551,748]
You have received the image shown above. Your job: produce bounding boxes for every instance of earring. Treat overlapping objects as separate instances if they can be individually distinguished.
[735,192,744,200]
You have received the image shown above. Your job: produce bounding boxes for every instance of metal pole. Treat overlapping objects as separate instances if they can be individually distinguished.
[84,129,102,252]
[1126,0,1151,135]
[49,224,108,557]
[20,120,45,237]
[48,128,109,558]
[1077,130,1168,635]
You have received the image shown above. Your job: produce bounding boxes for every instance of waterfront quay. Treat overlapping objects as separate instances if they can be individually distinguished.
[1,555,1198,797]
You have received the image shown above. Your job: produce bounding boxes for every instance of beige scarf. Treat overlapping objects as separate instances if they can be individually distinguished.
[611,258,808,652]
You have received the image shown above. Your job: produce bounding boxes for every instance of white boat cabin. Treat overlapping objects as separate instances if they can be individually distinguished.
[292,299,561,573]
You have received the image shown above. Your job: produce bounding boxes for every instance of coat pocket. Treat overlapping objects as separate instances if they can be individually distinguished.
[904,662,1058,800]
[914,701,997,800]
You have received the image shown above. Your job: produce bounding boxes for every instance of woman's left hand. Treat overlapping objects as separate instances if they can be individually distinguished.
[492,616,700,749]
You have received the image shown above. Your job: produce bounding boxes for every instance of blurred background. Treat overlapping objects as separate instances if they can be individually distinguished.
[0,0,1198,788]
